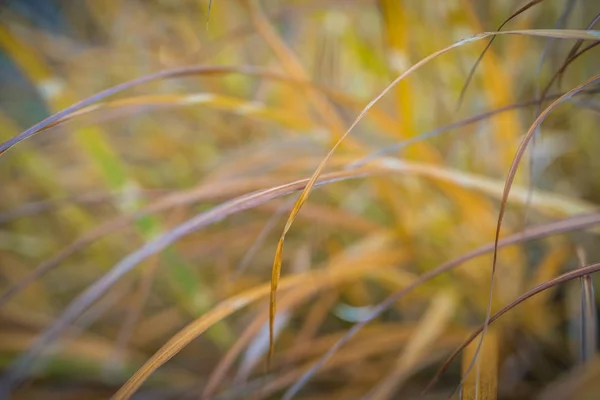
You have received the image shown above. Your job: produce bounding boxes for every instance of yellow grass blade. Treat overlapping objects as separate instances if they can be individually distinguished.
[461,329,498,400]
[367,289,458,399]
[114,242,407,399]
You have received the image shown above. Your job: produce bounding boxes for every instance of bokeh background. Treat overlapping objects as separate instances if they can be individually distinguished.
[1,1,600,399]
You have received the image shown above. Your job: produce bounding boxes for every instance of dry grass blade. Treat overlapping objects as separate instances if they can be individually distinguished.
[460,329,498,400]
[201,291,304,399]
[113,246,405,399]
[467,72,600,396]
[233,196,297,281]
[0,174,333,308]
[0,169,373,396]
[5,153,585,312]
[352,88,600,168]
[555,12,600,90]
[457,0,547,108]
[364,290,457,400]
[425,261,600,394]
[0,189,168,225]
[576,247,597,364]
[374,157,596,216]
[268,28,600,365]
[539,42,600,109]
[281,213,600,399]
[0,65,342,156]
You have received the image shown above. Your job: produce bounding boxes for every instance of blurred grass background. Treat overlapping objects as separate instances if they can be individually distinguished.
[0,0,599,399]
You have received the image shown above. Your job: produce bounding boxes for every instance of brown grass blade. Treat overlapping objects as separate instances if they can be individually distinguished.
[468,72,600,396]
[425,261,600,394]
[555,12,600,90]
[267,27,600,366]
[351,87,600,168]
[539,42,600,110]
[0,65,345,156]
[457,0,547,108]
[201,290,306,399]
[112,245,406,399]
[281,212,600,399]
[365,289,457,400]
[0,169,374,396]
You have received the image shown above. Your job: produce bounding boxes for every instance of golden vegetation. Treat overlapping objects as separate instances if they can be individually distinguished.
[0,1,599,399]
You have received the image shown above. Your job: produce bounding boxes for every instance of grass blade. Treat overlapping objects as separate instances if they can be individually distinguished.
[425,261,600,393]
[577,247,597,364]
[281,213,600,399]
[267,27,600,366]
[460,328,498,400]
[467,72,600,399]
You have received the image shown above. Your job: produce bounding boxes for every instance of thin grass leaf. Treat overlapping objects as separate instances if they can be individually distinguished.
[540,42,600,106]
[281,212,600,399]
[457,0,547,108]
[202,290,307,399]
[267,27,600,365]
[112,246,406,399]
[527,0,577,233]
[577,247,597,364]
[466,72,600,397]
[1,154,596,311]
[555,12,600,90]
[0,169,376,396]
[363,289,457,400]
[0,65,331,156]
[460,328,498,400]
[425,261,600,394]
[350,87,600,168]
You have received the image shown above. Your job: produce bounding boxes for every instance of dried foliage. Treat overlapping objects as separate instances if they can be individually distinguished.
[0,1,599,399]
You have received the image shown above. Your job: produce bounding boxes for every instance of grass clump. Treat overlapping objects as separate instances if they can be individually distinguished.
[0,1,599,399]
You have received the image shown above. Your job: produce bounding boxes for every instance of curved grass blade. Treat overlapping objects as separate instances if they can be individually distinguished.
[0,65,336,156]
[555,12,600,91]
[539,41,600,107]
[0,175,316,308]
[2,153,595,310]
[281,212,600,399]
[350,88,600,168]
[463,72,600,395]
[457,0,546,109]
[201,289,307,399]
[0,169,373,396]
[527,0,577,232]
[363,289,457,400]
[268,28,600,366]
[424,261,600,394]
[112,246,406,400]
